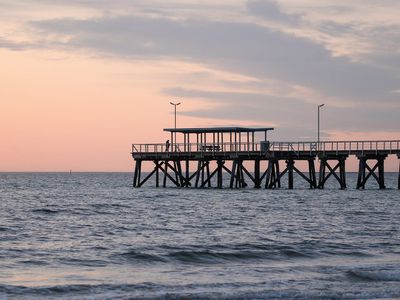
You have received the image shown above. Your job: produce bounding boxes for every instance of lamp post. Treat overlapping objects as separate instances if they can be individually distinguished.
[318,104,325,151]
[170,101,181,150]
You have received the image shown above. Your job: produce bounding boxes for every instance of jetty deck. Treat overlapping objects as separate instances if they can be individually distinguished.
[131,127,400,189]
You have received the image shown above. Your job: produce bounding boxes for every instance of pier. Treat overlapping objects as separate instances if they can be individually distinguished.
[131,127,400,189]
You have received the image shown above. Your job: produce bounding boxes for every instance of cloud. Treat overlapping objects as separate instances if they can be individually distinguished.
[31,15,400,106]
[2,2,398,138]
[271,1,400,71]
[246,0,301,24]
[164,87,400,137]
[0,37,30,50]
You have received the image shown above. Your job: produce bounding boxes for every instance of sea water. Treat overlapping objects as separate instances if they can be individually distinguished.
[0,172,399,299]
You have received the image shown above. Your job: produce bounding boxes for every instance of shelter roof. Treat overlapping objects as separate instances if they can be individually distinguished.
[163,127,274,134]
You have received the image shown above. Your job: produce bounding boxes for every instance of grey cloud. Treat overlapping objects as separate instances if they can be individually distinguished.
[163,86,313,119]
[0,37,30,50]
[246,0,301,24]
[31,15,400,105]
[165,87,400,136]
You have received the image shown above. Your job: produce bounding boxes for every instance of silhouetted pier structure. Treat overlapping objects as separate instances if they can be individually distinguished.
[132,127,400,189]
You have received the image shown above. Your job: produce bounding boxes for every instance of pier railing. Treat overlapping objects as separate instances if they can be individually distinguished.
[270,140,400,155]
[132,140,400,155]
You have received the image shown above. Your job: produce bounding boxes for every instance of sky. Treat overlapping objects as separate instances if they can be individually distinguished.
[0,0,399,171]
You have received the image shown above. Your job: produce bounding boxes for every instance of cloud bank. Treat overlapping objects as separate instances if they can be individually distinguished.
[1,0,399,139]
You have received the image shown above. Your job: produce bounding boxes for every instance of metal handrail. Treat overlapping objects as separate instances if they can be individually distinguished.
[131,140,400,154]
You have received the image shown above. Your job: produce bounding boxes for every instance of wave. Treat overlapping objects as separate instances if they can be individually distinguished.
[57,258,109,267]
[113,245,313,265]
[348,269,400,282]
[19,260,49,266]
[110,241,380,265]
[115,250,168,263]
[31,208,59,214]
[90,203,131,209]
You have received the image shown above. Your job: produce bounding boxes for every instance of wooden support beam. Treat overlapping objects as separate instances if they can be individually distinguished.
[292,164,316,188]
[267,158,317,189]
[163,160,168,187]
[185,160,190,187]
[206,161,211,187]
[319,156,347,189]
[235,161,240,188]
[269,158,316,189]
[241,164,255,182]
[176,160,185,187]
[159,164,180,187]
[356,157,365,189]
[365,163,380,183]
[188,162,205,182]
[230,160,237,188]
[133,161,137,187]
[339,158,346,189]
[264,160,273,189]
[217,160,224,188]
[269,167,288,189]
[254,159,261,188]
[225,162,246,187]
[201,164,219,188]
[137,160,142,187]
[195,161,202,188]
[138,165,157,187]
[318,159,326,189]
[265,159,280,189]
[201,161,205,187]
[398,156,400,189]
[325,163,342,183]
[308,159,317,189]
[133,159,141,187]
[222,164,232,175]
[287,159,294,189]
[378,157,385,189]
[166,161,190,187]
[235,160,242,188]
[139,161,165,187]
[173,161,180,185]
[276,161,281,188]
[194,160,209,188]
[238,160,247,187]
[356,155,386,189]
[260,162,269,182]
[155,160,159,187]
[270,163,276,188]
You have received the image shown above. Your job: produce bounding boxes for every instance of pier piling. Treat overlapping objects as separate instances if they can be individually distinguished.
[356,154,387,189]
[398,154,400,189]
[318,155,347,189]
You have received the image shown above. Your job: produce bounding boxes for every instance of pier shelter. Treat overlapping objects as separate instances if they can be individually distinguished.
[164,127,274,153]
[132,127,400,190]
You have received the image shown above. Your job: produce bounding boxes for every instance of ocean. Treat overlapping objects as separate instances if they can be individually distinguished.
[0,172,399,299]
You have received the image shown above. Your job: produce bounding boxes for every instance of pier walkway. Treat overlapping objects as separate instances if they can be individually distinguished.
[131,127,400,189]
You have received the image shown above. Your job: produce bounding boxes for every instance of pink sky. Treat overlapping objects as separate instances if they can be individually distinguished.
[0,1,399,172]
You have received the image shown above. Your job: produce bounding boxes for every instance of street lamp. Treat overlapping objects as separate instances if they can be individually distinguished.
[170,101,181,149]
[318,104,325,151]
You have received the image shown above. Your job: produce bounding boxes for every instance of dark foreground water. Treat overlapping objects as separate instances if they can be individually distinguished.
[0,172,399,300]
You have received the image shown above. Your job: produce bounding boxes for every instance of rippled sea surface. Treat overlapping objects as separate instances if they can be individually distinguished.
[1,172,399,299]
